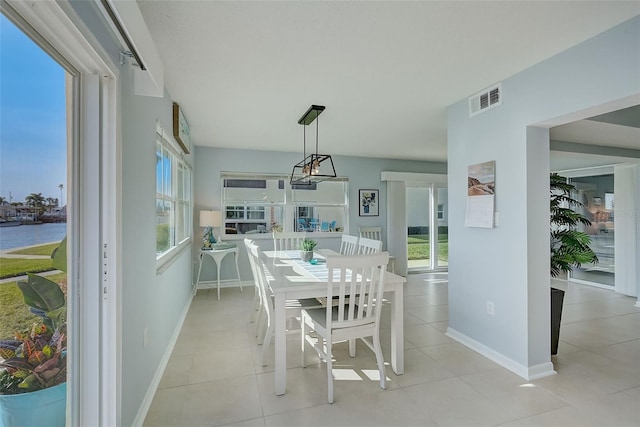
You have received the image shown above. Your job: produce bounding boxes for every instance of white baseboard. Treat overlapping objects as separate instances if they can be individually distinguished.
[446,327,556,380]
[131,294,193,427]
[196,280,253,291]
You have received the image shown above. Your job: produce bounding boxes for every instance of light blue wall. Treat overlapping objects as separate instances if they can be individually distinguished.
[447,16,639,372]
[68,2,195,422]
[193,146,446,281]
[67,2,195,424]
[118,62,194,427]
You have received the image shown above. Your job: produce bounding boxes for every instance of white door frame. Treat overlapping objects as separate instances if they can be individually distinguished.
[2,1,121,425]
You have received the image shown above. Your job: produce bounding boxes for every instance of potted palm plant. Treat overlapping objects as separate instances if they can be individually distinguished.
[300,238,318,262]
[0,239,67,427]
[549,173,598,354]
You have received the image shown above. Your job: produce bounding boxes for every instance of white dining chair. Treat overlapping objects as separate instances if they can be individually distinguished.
[301,252,390,403]
[357,236,383,254]
[358,226,382,241]
[339,234,358,255]
[244,238,263,330]
[359,226,395,273]
[273,231,306,251]
[246,240,323,366]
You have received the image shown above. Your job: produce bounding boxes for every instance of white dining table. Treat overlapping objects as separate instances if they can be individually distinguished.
[261,249,406,396]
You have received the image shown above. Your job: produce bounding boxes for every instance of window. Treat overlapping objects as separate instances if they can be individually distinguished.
[221,173,348,235]
[156,123,192,260]
[292,179,348,232]
[437,203,444,220]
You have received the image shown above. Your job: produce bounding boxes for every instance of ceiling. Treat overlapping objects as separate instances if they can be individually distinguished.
[137,1,639,162]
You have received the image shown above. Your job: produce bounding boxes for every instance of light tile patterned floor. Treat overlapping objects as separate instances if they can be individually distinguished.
[144,274,640,427]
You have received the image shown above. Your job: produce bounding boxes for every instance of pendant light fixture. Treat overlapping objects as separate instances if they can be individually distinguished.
[290,105,337,185]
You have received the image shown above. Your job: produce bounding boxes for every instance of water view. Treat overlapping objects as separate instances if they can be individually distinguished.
[0,222,66,250]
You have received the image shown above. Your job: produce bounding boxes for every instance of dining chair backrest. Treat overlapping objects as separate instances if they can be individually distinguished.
[244,238,262,324]
[339,234,359,255]
[357,237,383,255]
[297,218,307,232]
[320,221,330,232]
[273,231,306,251]
[359,226,382,241]
[244,238,258,282]
[329,220,336,231]
[246,241,273,324]
[325,252,390,331]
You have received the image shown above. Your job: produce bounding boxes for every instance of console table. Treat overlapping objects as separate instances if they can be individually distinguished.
[196,246,242,300]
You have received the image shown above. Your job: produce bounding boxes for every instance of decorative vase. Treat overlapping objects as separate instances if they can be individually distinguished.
[301,250,313,262]
[550,287,565,355]
[0,382,66,427]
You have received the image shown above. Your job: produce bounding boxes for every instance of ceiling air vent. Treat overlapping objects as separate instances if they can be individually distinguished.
[469,83,502,117]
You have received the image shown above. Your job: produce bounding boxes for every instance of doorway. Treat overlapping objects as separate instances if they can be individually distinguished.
[406,183,448,272]
[1,1,120,424]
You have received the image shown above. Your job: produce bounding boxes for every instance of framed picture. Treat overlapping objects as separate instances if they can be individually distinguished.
[172,102,191,154]
[359,189,379,216]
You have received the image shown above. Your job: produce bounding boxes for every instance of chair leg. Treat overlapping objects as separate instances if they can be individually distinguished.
[256,308,266,343]
[250,287,260,323]
[373,333,386,390]
[326,339,333,404]
[301,317,307,368]
[261,319,273,367]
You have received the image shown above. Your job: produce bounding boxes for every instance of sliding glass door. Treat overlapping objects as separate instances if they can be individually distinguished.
[406,183,448,271]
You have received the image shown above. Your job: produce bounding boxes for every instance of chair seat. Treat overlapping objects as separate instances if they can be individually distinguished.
[286,298,325,309]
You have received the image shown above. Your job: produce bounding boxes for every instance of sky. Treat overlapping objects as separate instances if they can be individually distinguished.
[0,14,67,205]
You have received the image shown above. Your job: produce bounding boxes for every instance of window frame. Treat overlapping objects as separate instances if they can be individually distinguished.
[220,172,348,238]
[155,122,193,269]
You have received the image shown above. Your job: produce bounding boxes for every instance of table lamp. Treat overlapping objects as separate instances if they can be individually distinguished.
[199,210,222,249]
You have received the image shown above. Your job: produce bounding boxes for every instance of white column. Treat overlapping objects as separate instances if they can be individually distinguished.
[614,164,638,298]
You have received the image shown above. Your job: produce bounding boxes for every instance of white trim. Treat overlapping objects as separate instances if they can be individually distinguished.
[5,0,114,74]
[4,2,123,424]
[102,0,164,97]
[634,300,640,308]
[156,239,192,274]
[446,327,556,380]
[100,74,120,427]
[381,171,447,184]
[131,295,192,427]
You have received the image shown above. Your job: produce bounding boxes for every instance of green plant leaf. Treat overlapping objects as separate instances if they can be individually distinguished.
[51,237,67,272]
[17,274,65,313]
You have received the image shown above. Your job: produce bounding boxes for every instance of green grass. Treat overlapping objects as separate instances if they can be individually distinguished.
[0,258,54,279]
[408,234,449,261]
[0,272,66,339]
[0,280,40,338]
[6,242,60,256]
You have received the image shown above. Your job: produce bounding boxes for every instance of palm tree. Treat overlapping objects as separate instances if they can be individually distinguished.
[550,173,598,277]
[58,184,64,207]
[25,192,46,217]
[0,196,5,205]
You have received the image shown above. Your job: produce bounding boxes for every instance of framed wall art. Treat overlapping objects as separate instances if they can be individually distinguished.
[172,102,191,154]
[359,189,379,216]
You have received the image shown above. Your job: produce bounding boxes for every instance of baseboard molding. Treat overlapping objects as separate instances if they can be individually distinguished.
[446,328,556,380]
[131,294,193,427]
[196,280,253,291]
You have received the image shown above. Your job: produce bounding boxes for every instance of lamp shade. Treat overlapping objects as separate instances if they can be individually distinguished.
[199,210,222,227]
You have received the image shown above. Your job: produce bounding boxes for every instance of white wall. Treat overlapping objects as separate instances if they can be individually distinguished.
[447,16,640,378]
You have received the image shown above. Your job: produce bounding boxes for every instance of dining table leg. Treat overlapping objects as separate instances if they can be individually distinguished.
[274,291,287,395]
[390,283,404,375]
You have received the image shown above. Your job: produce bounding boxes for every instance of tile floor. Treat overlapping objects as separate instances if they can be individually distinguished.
[144,273,640,427]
